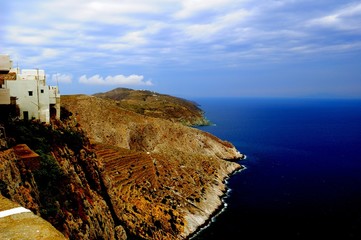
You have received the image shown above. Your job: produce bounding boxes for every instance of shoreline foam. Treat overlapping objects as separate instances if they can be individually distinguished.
[188,164,247,239]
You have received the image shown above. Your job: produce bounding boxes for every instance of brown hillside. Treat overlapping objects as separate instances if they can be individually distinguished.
[93,88,210,126]
[61,94,244,239]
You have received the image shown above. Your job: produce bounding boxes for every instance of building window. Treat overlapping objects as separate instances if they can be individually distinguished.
[28,91,33,96]
[41,89,44,93]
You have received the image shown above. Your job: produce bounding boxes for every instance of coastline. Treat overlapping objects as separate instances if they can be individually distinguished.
[61,94,247,239]
[187,161,246,239]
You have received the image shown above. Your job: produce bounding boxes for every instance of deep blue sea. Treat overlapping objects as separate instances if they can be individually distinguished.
[191,98,361,239]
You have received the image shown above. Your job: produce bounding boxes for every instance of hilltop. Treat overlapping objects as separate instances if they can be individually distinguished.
[93,88,210,126]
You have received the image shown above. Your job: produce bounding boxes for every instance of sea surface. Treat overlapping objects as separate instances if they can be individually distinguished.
[191,97,361,239]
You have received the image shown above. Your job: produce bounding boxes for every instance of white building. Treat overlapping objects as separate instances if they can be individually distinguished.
[0,55,60,123]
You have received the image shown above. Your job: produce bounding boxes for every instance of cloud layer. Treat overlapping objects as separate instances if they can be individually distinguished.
[79,74,152,86]
[2,0,361,97]
[4,1,360,65]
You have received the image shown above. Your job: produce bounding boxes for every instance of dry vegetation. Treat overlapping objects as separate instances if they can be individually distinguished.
[61,91,244,239]
[93,88,210,126]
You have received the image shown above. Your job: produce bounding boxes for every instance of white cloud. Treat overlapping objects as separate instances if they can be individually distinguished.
[39,0,174,26]
[99,22,166,51]
[336,2,361,17]
[51,73,72,84]
[307,2,361,30]
[183,9,251,41]
[174,0,238,19]
[79,74,153,86]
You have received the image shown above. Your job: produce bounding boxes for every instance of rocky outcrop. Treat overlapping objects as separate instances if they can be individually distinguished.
[0,149,40,214]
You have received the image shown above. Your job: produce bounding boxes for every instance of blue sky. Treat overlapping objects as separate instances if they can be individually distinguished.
[1,0,361,98]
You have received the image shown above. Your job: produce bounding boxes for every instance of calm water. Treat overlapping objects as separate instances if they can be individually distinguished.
[192,98,361,239]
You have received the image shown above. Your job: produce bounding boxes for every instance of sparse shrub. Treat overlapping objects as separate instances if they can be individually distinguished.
[0,179,10,198]
[4,118,88,222]
[34,150,64,188]
[60,106,72,121]
[60,129,85,153]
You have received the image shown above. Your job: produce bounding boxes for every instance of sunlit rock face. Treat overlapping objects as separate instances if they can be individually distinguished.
[0,149,40,214]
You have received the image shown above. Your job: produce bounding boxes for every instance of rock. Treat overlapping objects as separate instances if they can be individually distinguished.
[0,149,40,213]
[115,225,127,240]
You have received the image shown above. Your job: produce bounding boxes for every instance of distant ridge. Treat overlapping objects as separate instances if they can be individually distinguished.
[93,88,210,126]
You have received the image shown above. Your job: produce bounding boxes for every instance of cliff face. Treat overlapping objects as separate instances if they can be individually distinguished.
[0,149,40,213]
[0,120,124,240]
[0,89,244,240]
[61,94,244,239]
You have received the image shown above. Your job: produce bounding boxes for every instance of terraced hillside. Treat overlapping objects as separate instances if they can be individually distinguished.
[95,144,241,239]
[61,93,244,239]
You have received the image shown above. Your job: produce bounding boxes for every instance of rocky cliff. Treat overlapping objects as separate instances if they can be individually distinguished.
[0,120,123,239]
[0,89,244,239]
